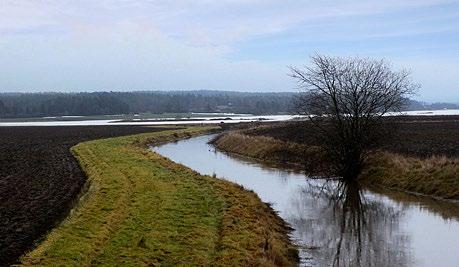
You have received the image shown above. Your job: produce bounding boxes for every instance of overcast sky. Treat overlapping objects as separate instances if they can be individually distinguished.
[1,0,458,102]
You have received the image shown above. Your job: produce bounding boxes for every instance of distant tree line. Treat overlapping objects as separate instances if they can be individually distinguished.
[406,99,459,111]
[0,90,456,118]
[0,91,295,118]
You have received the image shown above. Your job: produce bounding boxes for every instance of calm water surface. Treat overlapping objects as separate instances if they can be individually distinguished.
[153,134,459,267]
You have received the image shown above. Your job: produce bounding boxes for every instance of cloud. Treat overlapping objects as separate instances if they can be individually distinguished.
[1,0,454,47]
[0,20,290,91]
[0,0,457,101]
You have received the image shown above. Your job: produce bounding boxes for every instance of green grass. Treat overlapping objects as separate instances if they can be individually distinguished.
[21,127,297,266]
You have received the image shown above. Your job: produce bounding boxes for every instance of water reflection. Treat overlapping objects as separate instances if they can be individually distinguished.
[289,180,411,266]
[153,135,459,267]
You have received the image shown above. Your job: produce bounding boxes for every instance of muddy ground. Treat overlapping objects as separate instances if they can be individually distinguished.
[243,115,459,158]
[0,126,170,266]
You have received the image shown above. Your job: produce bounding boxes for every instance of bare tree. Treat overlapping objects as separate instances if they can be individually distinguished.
[290,55,418,180]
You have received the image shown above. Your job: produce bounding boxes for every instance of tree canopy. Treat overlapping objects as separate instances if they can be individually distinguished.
[291,55,418,179]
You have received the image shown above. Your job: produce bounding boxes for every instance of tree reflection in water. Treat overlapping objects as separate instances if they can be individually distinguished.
[288,179,413,267]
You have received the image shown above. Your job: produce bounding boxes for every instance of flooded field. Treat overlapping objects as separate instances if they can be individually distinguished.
[0,115,297,126]
[1,109,459,127]
[153,134,459,267]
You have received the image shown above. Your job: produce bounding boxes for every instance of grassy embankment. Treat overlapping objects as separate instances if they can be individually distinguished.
[362,152,458,199]
[212,131,459,200]
[21,127,297,266]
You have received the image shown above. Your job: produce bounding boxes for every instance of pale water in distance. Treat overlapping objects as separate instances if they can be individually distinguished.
[0,115,297,126]
[2,109,459,126]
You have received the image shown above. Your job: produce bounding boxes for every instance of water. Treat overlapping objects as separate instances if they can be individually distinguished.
[2,109,459,127]
[152,134,459,267]
[0,115,298,126]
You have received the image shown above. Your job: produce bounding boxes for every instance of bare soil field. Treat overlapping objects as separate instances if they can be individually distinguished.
[243,115,459,158]
[0,126,170,266]
[214,116,458,200]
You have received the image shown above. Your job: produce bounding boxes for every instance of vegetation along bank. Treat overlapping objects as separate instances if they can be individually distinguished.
[211,117,459,200]
[0,126,170,266]
[20,126,298,266]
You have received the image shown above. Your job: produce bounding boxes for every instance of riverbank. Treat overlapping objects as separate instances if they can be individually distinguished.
[0,126,172,265]
[20,127,298,266]
[362,152,458,200]
[211,125,459,200]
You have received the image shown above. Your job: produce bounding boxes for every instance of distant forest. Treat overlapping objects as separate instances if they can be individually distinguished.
[0,91,457,118]
[0,91,294,118]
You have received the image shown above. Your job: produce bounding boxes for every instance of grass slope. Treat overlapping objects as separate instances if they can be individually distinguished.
[210,132,311,165]
[362,152,459,199]
[210,132,328,176]
[212,131,459,200]
[0,126,170,265]
[20,127,297,266]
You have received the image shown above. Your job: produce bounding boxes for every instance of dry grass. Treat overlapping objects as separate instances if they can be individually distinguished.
[211,132,325,173]
[212,131,459,200]
[362,152,459,199]
[213,182,297,266]
[211,132,302,162]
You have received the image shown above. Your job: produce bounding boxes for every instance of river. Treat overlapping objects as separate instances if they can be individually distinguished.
[152,134,459,267]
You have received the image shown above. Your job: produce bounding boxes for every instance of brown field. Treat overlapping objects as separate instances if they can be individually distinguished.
[243,115,459,158]
[213,115,459,200]
[0,126,171,266]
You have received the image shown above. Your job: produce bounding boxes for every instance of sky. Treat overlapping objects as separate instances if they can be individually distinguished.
[0,0,458,102]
